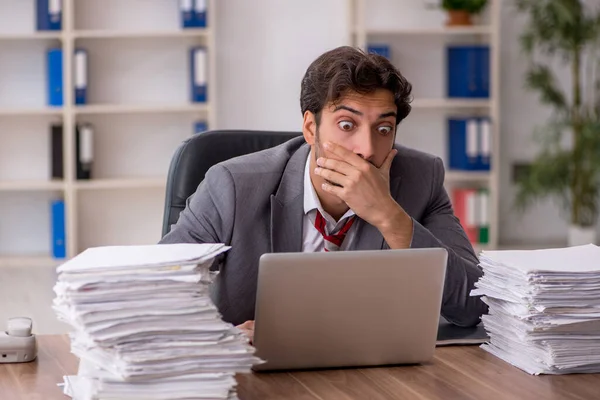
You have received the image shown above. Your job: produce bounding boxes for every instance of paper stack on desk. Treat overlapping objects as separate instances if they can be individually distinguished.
[471,243,600,375]
[52,243,262,400]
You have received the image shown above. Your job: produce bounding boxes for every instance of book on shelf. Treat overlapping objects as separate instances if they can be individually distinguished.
[180,0,207,28]
[36,0,62,31]
[194,0,207,27]
[51,198,66,259]
[448,117,491,171]
[76,123,94,180]
[74,49,88,106]
[51,124,63,179]
[50,123,94,180]
[180,0,195,28]
[447,45,490,98]
[47,48,89,107]
[451,187,489,246]
[190,47,207,103]
[47,48,63,107]
[367,44,391,60]
[194,120,208,134]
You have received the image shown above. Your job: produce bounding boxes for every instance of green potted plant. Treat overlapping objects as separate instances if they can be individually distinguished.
[514,0,600,246]
[440,0,489,26]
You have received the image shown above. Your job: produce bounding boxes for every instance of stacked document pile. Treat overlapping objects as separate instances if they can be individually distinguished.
[53,243,262,399]
[471,243,600,375]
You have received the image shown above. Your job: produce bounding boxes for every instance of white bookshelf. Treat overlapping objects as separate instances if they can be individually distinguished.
[0,0,216,265]
[349,0,501,250]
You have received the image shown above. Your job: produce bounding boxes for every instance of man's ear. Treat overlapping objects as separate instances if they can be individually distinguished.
[302,111,317,145]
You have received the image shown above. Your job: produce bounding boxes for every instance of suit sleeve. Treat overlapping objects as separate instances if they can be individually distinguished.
[409,157,488,327]
[159,164,235,246]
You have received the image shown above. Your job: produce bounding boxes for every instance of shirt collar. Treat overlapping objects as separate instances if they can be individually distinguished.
[303,151,355,227]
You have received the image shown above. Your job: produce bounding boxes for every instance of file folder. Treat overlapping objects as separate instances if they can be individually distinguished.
[447,45,490,98]
[448,118,478,170]
[74,49,88,105]
[51,123,63,179]
[194,121,208,134]
[36,0,62,31]
[478,189,489,244]
[452,188,478,244]
[47,48,63,106]
[479,117,492,170]
[194,0,207,27]
[76,124,94,180]
[180,0,195,28]
[367,44,391,60]
[190,47,207,102]
[51,199,66,259]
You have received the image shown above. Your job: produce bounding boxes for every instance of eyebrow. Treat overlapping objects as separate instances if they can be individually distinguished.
[333,105,397,120]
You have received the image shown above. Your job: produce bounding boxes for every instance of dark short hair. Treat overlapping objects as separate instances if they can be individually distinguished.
[300,46,412,126]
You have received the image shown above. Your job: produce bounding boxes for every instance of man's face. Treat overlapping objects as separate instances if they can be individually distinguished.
[312,89,397,168]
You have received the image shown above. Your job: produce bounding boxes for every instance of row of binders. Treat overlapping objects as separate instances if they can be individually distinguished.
[451,188,489,245]
[36,0,209,31]
[47,119,208,261]
[367,44,490,98]
[448,117,491,171]
[47,48,88,106]
[49,119,209,182]
[46,47,208,106]
[51,123,94,181]
[181,0,208,28]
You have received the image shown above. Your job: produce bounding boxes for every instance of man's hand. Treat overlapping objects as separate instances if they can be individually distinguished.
[315,141,413,248]
[315,141,397,227]
[236,320,255,344]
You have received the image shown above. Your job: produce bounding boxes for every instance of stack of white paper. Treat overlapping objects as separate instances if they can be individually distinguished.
[53,243,262,400]
[471,243,600,375]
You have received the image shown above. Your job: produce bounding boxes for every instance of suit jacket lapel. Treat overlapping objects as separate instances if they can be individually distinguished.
[351,174,402,251]
[270,144,310,253]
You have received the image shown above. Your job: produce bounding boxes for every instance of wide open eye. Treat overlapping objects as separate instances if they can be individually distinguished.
[337,120,355,131]
[378,126,393,136]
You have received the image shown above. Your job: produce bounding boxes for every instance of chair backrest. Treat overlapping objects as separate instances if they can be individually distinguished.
[162,129,303,237]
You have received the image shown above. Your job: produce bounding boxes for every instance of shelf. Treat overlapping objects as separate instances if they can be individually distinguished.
[75,178,166,191]
[445,171,491,183]
[411,99,492,109]
[73,28,211,39]
[363,26,492,36]
[0,255,63,268]
[0,107,63,116]
[73,103,209,115]
[0,180,65,192]
[0,31,62,40]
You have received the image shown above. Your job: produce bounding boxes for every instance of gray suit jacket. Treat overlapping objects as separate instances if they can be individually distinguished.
[160,137,487,327]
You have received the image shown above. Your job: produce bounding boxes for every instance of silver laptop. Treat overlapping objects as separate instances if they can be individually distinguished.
[252,248,448,371]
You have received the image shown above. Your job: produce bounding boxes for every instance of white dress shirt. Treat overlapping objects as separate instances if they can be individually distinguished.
[302,153,358,252]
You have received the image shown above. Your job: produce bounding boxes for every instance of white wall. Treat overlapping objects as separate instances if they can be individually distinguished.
[0,0,590,251]
[212,0,588,246]
[214,0,350,131]
[497,2,571,245]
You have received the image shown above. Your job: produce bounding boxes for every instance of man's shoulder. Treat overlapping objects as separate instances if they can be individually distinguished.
[207,136,307,183]
[393,144,441,176]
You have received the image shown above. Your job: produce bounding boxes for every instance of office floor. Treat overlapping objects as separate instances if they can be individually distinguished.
[0,265,70,335]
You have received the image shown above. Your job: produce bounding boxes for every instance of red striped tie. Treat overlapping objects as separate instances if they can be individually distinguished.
[314,210,356,252]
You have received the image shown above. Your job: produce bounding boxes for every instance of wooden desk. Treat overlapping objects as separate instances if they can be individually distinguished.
[2,335,599,400]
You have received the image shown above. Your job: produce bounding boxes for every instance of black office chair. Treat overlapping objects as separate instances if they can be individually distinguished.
[161,129,303,237]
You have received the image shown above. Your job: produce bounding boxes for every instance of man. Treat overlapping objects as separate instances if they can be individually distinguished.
[160,46,487,340]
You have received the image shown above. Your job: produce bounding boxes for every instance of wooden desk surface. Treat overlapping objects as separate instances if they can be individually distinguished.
[2,335,600,400]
